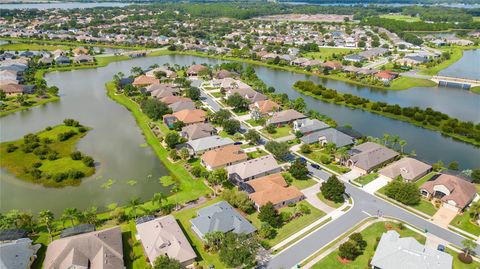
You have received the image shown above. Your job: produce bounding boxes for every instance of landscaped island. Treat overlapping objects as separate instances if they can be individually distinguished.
[0,119,95,187]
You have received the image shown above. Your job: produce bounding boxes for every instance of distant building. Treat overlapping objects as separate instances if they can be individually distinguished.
[267,109,306,126]
[0,238,41,269]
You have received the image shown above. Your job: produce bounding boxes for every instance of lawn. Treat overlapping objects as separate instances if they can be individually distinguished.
[261,125,292,139]
[218,130,242,141]
[317,192,343,208]
[304,47,360,61]
[245,200,326,247]
[451,211,480,236]
[172,197,225,269]
[303,150,351,174]
[0,124,95,187]
[121,221,149,269]
[447,248,480,269]
[389,76,437,90]
[0,42,72,51]
[415,172,437,187]
[312,221,426,269]
[0,94,60,117]
[379,14,421,22]
[245,118,263,127]
[419,47,465,76]
[291,178,317,190]
[354,173,378,186]
[411,199,438,216]
[210,92,223,98]
[246,148,269,159]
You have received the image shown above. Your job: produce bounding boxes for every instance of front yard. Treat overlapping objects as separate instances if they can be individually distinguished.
[317,192,343,209]
[377,184,438,217]
[354,173,378,186]
[451,211,480,237]
[261,125,292,139]
[302,150,351,174]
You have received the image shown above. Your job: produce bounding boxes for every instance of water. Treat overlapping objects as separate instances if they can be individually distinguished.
[1,54,479,214]
[0,2,133,10]
[283,2,480,8]
[439,49,480,81]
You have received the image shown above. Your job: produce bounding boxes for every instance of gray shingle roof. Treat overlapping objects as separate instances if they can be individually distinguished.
[371,230,452,269]
[186,135,234,153]
[300,128,354,148]
[294,119,330,134]
[348,142,399,171]
[190,201,256,237]
[268,109,306,125]
[226,155,281,181]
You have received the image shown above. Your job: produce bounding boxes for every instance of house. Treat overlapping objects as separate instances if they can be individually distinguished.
[72,47,89,55]
[163,109,206,128]
[73,54,94,63]
[300,128,354,148]
[420,174,477,211]
[293,118,329,134]
[249,99,280,120]
[371,230,452,269]
[375,70,398,82]
[145,67,177,79]
[55,55,71,65]
[160,96,191,105]
[0,83,24,96]
[322,61,342,70]
[201,144,248,170]
[344,54,365,63]
[347,142,399,174]
[181,122,217,141]
[186,64,208,77]
[190,201,256,239]
[292,57,310,66]
[358,48,388,60]
[0,238,41,269]
[118,77,134,88]
[147,84,180,98]
[243,173,304,210]
[43,227,125,269]
[378,157,432,182]
[215,69,233,79]
[136,215,196,266]
[227,154,282,184]
[225,87,267,104]
[169,100,196,113]
[38,56,54,65]
[267,109,307,126]
[185,135,234,155]
[132,75,160,87]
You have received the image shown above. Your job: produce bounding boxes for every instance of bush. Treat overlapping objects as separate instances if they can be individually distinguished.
[78,126,87,133]
[384,178,420,206]
[82,156,95,167]
[258,202,282,227]
[45,126,52,131]
[63,118,80,127]
[57,130,77,141]
[71,151,83,160]
[68,169,85,179]
[32,162,42,168]
[6,144,18,153]
[53,172,68,182]
[190,166,203,178]
[47,152,59,160]
[259,223,277,239]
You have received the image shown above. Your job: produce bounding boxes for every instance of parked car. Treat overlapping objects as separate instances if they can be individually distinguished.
[298,157,307,164]
[233,141,243,145]
[311,163,321,169]
[437,244,445,252]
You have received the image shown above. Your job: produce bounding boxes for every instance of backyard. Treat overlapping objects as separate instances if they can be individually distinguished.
[304,47,360,61]
[302,150,351,174]
[261,125,292,139]
[354,173,379,186]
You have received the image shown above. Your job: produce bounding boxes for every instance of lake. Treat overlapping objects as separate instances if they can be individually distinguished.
[439,49,480,80]
[1,54,479,214]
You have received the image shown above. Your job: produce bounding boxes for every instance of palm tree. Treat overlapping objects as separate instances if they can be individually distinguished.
[470,201,480,221]
[399,140,407,154]
[62,207,79,227]
[149,64,159,69]
[39,210,54,242]
[334,148,349,165]
[152,193,166,210]
[391,135,400,150]
[461,239,476,258]
[130,66,143,76]
[383,133,390,146]
[171,183,180,210]
[128,198,142,219]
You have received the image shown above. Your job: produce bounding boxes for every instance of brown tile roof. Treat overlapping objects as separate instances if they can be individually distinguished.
[322,61,342,70]
[160,96,192,105]
[248,173,304,207]
[250,100,280,114]
[201,145,248,169]
[420,174,476,209]
[169,109,206,124]
[0,83,23,94]
[132,75,160,86]
[186,64,208,76]
[43,227,124,269]
[379,157,431,181]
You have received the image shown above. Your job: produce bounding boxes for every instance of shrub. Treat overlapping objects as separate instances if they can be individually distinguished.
[47,152,59,160]
[57,130,77,141]
[6,144,17,153]
[68,169,85,179]
[63,118,80,127]
[82,156,95,167]
[78,126,87,133]
[53,172,68,182]
[258,202,282,227]
[71,151,83,160]
[45,126,52,131]
[190,166,203,178]
[32,162,42,168]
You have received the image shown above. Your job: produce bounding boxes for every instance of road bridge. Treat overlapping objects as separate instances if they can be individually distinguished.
[431,75,480,89]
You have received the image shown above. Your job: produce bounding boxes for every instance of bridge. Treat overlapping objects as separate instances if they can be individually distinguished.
[431,75,480,89]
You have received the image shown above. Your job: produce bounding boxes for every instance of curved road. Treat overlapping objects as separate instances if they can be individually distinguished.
[267,182,479,269]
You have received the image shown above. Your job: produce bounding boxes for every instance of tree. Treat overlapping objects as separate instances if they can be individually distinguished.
[130,66,143,76]
[265,141,289,161]
[258,202,282,227]
[265,124,276,134]
[153,255,181,269]
[62,207,79,227]
[399,139,407,154]
[244,129,261,145]
[39,210,54,242]
[128,198,142,219]
[171,183,180,210]
[384,178,420,205]
[179,147,190,160]
[211,109,231,125]
[0,90,6,100]
[383,133,391,146]
[204,231,225,253]
[208,168,228,197]
[226,93,249,112]
[152,192,166,209]
[448,161,459,170]
[300,144,312,154]
[339,240,362,260]
[219,233,259,268]
[140,99,171,120]
[185,87,200,100]
[259,222,277,239]
[223,119,241,135]
[172,120,184,131]
[320,176,345,203]
[469,201,480,221]
[289,159,309,180]
[80,207,98,225]
[472,169,480,184]
[165,132,180,149]
[292,97,307,112]
[349,233,367,250]
[460,239,476,263]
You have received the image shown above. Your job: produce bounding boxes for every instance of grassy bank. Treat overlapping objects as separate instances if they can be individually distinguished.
[0,124,95,187]
[0,94,60,117]
[0,37,146,50]
[419,46,480,76]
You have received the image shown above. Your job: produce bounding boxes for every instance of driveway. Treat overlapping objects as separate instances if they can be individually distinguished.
[363,175,390,194]
[432,205,457,228]
[340,170,362,182]
[302,183,335,214]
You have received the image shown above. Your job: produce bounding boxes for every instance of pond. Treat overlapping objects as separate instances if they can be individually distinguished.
[1,54,478,214]
[439,49,480,80]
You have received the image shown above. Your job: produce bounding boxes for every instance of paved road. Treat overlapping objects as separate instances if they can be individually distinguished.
[267,183,480,268]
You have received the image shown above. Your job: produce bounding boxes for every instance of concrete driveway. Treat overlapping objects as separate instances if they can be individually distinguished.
[340,170,362,182]
[302,183,335,214]
[363,175,390,194]
[432,205,457,228]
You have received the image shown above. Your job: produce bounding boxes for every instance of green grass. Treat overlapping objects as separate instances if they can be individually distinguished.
[218,130,242,141]
[312,221,426,269]
[303,48,360,61]
[105,82,211,204]
[261,125,292,139]
[471,86,480,94]
[317,192,343,208]
[0,94,60,117]
[245,200,326,247]
[419,47,469,76]
[447,248,480,269]
[0,124,95,187]
[303,150,351,174]
[415,172,436,187]
[380,14,421,22]
[0,42,72,51]
[121,221,149,269]
[211,92,224,98]
[410,199,438,216]
[354,173,379,186]
[474,17,480,22]
[451,211,480,237]
[172,197,224,269]
[0,37,146,50]
[245,118,263,127]
[389,76,437,89]
[246,148,269,159]
[290,177,317,190]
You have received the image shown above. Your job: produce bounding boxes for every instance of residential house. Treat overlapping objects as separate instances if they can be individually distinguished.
[300,128,354,148]
[0,238,41,269]
[73,54,94,63]
[420,174,477,211]
[190,201,256,239]
[292,57,310,66]
[344,54,365,63]
[201,144,248,170]
[72,47,89,55]
[244,173,304,210]
[168,100,196,113]
[293,118,329,135]
[322,61,343,70]
[43,227,125,269]
[225,86,267,104]
[267,109,307,126]
[132,75,160,87]
[186,64,208,77]
[147,84,180,98]
[163,109,207,128]
[371,230,452,269]
[358,48,388,60]
[249,99,280,120]
[55,55,71,65]
[160,96,191,105]
[227,154,282,184]
[378,157,432,182]
[375,70,398,82]
[185,135,234,156]
[181,122,217,141]
[0,83,23,96]
[145,67,177,79]
[346,142,399,174]
[136,215,197,266]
